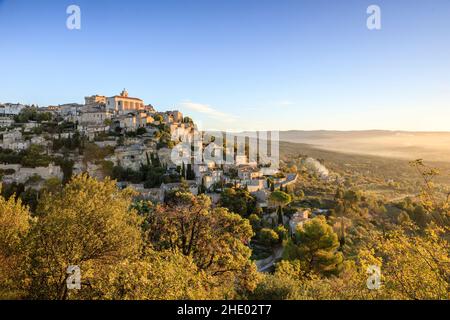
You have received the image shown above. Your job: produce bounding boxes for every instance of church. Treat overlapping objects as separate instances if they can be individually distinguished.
[106,89,145,114]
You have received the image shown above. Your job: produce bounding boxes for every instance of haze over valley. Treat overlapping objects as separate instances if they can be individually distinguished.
[280,130,450,163]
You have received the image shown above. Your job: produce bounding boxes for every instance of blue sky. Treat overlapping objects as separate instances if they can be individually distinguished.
[1,0,450,131]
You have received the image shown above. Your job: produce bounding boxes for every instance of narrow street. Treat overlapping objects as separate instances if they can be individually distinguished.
[257,246,284,273]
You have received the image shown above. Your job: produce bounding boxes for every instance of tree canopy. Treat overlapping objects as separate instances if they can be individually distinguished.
[144,192,259,296]
[283,216,343,276]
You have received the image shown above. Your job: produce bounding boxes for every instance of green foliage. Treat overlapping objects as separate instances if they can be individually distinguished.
[259,228,279,247]
[250,272,301,300]
[156,130,174,149]
[153,114,163,122]
[0,148,22,164]
[14,107,52,123]
[99,160,114,177]
[252,259,376,300]
[0,151,448,300]
[82,249,222,300]
[145,192,259,296]
[284,216,343,276]
[0,145,62,168]
[269,190,292,207]
[112,160,179,188]
[53,157,74,183]
[82,143,114,164]
[219,187,257,217]
[183,117,193,124]
[27,174,143,300]
[21,145,52,168]
[136,127,147,135]
[52,131,82,152]
[248,214,262,232]
[274,225,288,242]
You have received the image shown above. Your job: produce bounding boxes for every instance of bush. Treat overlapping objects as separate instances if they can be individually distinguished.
[259,228,279,247]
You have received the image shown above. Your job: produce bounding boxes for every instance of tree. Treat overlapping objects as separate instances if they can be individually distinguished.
[251,271,301,300]
[20,144,52,168]
[42,177,63,194]
[26,174,143,300]
[14,107,53,123]
[283,216,343,276]
[259,228,279,247]
[333,189,362,246]
[78,249,221,300]
[295,189,305,199]
[0,189,31,299]
[82,143,114,164]
[99,160,114,178]
[136,127,147,135]
[186,163,196,180]
[252,259,377,300]
[360,223,450,300]
[274,225,288,242]
[269,190,292,224]
[251,260,313,300]
[183,117,194,124]
[54,157,74,183]
[248,214,262,232]
[145,192,259,296]
[411,204,430,228]
[408,159,450,228]
[219,187,257,217]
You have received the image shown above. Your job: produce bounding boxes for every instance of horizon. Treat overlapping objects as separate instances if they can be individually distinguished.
[5,98,450,134]
[1,0,450,131]
[5,96,450,133]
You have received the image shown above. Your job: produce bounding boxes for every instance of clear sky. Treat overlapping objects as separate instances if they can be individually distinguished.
[1,0,450,131]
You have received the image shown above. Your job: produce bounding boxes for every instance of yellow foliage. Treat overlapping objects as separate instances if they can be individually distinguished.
[0,188,32,299]
[27,174,143,299]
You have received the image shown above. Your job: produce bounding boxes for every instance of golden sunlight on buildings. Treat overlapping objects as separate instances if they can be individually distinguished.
[106,89,145,114]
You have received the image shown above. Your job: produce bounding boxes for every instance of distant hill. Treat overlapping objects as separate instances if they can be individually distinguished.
[279,130,450,162]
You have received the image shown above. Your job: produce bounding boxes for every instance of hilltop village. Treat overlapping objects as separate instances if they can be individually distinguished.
[1,92,449,299]
[0,91,329,259]
[1,90,296,196]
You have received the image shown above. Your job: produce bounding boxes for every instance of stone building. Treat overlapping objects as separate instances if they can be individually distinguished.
[0,103,26,116]
[1,130,29,150]
[0,117,14,128]
[84,95,107,105]
[79,105,113,125]
[106,89,145,114]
